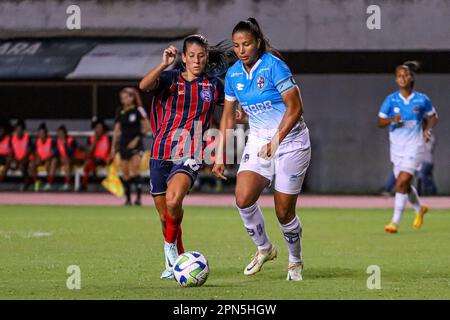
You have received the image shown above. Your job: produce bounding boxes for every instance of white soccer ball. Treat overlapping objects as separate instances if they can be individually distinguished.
[173,251,209,287]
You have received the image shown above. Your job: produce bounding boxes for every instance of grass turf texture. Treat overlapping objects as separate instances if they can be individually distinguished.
[0,205,449,300]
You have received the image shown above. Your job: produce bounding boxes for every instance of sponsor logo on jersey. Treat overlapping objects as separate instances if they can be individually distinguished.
[256,76,265,90]
[200,89,211,102]
[258,67,270,73]
[236,83,244,91]
[199,82,213,87]
[129,114,136,122]
[230,72,244,77]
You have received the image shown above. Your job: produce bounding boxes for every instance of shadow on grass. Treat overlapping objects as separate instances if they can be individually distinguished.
[304,267,358,279]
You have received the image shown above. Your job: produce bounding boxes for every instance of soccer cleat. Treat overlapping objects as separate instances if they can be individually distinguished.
[43,183,53,192]
[287,262,303,281]
[160,268,174,279]
[384,222,398,234]
[244,245,277,276]
[161,241,179,280]
[134,198,142,206]
[124,200,132,206]
[413,205,428,230]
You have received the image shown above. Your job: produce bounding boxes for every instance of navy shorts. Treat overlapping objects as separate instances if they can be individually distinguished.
[150,158,202,196]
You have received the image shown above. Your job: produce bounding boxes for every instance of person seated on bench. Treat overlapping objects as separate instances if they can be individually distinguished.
[0,120,12,182]
[81,119,110,190]
[29,122,56,192]
[50,125,77,191]
[4,120,33,191]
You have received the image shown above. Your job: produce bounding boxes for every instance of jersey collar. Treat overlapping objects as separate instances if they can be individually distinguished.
[241,56,263,80]
[398,91,415,105]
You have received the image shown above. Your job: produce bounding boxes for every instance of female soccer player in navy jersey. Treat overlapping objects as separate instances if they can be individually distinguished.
[140,35,225,279]
[212,18,311,281]
[378,61,438,233]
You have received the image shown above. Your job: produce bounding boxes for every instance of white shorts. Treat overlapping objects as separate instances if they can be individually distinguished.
[390,144,424,178]
[237,130,311,194]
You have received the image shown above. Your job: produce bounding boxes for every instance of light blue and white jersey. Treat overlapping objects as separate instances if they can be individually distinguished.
[224,52,307,142]
[378,90,436,147]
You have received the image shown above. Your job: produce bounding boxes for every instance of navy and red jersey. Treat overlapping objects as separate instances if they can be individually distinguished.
[148,69,224,161]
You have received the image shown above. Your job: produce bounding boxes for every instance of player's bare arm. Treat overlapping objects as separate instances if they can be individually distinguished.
[212,99,237,180]
[139,45,178,91]
[258,86,303,160]
[378,114,401,128]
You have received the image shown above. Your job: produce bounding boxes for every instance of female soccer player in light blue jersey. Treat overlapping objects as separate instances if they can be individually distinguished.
[213,18,311,281]
[378,61,438,233]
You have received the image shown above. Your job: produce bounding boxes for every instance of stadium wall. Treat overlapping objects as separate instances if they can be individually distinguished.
[298,74,450,194]
[1,0,450,50]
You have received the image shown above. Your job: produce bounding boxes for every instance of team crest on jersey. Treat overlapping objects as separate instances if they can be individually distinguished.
[200,89,211,102]
[413,106,420,114]
[243,153,250,163]
[256,76,265,90]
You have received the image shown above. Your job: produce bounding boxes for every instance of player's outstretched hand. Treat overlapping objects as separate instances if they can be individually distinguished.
[258,141,278,160]
[162,46,178,67]
[212,163,227,180]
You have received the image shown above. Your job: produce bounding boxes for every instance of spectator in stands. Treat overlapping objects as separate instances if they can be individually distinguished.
[6,120,32,190]
[0,121,12,182]
[81,119,110,190]
[417,118,437,195]
[51,125,77,191]
[111,88,150,206]
[29,122,55,192]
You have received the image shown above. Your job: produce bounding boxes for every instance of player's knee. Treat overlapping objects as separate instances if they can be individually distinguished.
[275,208,293,225]
[396,179,409,193]
[235,194,255,209]
[165,193,182,212]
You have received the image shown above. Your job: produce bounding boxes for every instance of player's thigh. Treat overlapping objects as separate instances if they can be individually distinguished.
[129,154,142,176]
[396,171,413,192]
[120,159,130,178]
[235,170,270,209]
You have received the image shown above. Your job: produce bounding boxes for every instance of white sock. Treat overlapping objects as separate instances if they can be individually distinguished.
[408,186,422,212]
[280,215,302,264]
[393,192,408,225]
[238,203,272,251]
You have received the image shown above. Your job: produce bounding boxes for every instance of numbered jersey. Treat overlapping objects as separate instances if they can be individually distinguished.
[225,52,307,142]
[378,90,436,147]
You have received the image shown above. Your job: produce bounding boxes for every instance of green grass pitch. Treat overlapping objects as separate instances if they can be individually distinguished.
[0,205,449,299]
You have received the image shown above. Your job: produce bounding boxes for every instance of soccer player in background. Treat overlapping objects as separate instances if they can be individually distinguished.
[378,61,438,233]
[139,35,225,279]
[212,18,311,281]
[81,119,110,190]
[51,125,77,191]
[29,122,55,192]
[111,88,150,206]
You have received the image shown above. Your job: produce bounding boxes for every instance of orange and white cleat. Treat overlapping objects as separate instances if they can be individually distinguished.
[413,205,428,230]
[384,222,398,234]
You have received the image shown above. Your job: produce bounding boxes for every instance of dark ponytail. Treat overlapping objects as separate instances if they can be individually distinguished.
[232,17,283,60]
[396,60,420,88]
